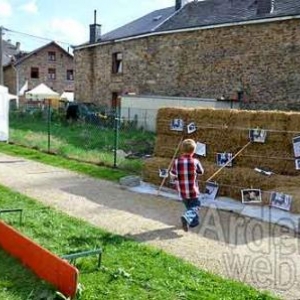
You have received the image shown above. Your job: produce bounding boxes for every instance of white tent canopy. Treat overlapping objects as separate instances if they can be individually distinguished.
[60,91,74,102]
[8,93,18,101]
[25,83,60,100]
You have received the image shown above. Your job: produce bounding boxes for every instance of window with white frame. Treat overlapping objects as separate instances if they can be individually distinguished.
[48,68,56,80]
[48,51,56,61]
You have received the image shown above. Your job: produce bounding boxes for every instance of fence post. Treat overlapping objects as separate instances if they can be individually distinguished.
[47,99,51,153]
[113,109,119,168]
[144,109,147,131]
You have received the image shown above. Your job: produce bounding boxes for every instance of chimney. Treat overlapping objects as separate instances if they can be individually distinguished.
[89,10,101,43]
[175,0,182,11]
[257,0,274,15]
[16,42,20,52]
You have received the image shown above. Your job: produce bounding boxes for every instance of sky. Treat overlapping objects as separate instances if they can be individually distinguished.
[0,0,182,52]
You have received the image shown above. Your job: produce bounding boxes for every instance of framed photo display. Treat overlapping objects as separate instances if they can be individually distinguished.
[158,168,168,178]
[249,128,267,143]
[241,189,262,204]
[203,182,219,201]
[292,136,300,158]
[216,152,233,167]
[187,122,197,134]
[269,192,292,211]
[195,142,206,157]
[170,119,184,131]
[295,158,300,170]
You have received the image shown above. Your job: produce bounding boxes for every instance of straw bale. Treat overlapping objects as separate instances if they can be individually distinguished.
[206,109,251,128]
[154,135,185,157]
[143,157,172,186]
[157,108,300,136]
[201,164,300,213]
[154,108,298,175]
[286,111,300,132]
[156,107,195,135]
[192,109,227,126]
[247,110,286,130]
[155,131,296,175]
[233,141,295,175]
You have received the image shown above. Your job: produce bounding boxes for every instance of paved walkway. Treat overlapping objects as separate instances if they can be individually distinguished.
[0,153,299,299]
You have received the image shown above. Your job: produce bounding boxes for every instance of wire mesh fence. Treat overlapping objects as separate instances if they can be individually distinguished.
[8,101,300,176]
[8,105,156,174]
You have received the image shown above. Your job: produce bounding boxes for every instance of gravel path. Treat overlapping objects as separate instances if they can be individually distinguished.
[0,153,299,299]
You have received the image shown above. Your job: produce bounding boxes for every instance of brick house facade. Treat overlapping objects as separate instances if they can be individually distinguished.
[74,0,300,110]
[4,41,74,104]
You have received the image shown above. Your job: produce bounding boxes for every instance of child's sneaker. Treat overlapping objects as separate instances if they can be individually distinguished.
[181,216,189,232]
[190,220,199,228]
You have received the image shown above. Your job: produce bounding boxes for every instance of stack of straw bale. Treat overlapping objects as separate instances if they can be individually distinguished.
[144,107,300,214]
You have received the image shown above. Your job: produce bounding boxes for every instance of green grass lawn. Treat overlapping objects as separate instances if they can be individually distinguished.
[0,184,277,300]
[0,143,128,182]
[9,111,155,173]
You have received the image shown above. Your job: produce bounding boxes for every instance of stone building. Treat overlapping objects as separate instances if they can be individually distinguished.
[74,0,300,110]
[2,40,26,68]
[4,41,74,105]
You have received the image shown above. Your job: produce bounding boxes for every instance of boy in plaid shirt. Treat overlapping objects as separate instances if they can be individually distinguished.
[170,139,204,232]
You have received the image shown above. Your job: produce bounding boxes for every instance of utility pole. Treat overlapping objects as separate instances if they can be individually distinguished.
[0,26,3,85]
[12,65,19,108]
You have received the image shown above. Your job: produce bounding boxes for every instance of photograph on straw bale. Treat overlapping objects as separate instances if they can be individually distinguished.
[144,107,300,215]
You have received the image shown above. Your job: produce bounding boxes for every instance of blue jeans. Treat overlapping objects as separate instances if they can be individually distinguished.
[182,198,201,227]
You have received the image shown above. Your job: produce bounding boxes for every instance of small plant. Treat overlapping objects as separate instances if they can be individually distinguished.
[111,268,131,280]
[34,282,84,300]
[54,291,71,300]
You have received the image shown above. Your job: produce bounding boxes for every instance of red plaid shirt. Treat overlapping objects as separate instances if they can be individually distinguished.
[170,154,204,199]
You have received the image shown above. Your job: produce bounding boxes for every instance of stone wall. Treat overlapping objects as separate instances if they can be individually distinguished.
[74,19,300,109]
[74,48,94,102]
[3,67,15,93]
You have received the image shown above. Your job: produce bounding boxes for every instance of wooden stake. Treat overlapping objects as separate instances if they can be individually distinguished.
[206,141,252,182]
[157,136,184,195]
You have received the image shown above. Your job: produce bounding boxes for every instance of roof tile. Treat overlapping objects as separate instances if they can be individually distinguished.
[99,0,300,43]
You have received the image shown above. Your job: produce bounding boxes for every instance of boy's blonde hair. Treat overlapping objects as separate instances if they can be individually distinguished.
[181,139,196,154]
